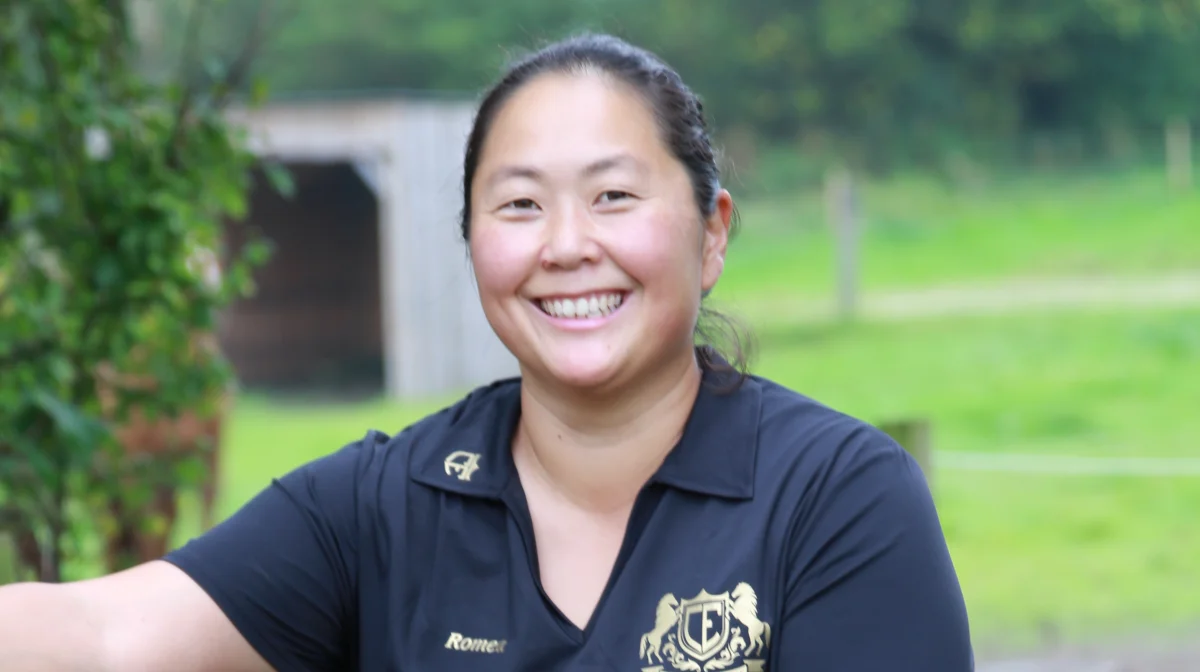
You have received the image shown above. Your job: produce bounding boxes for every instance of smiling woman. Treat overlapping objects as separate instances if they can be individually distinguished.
[460,37,748,387]
[0,33,973,672]
[465,69,734,399]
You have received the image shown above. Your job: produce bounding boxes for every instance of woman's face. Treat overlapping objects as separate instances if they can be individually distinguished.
[468,72,732,392]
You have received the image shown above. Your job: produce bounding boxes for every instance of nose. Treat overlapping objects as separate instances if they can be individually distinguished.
[539,200,600,269]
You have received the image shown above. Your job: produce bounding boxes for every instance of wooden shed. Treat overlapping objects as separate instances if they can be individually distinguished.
[219,95,518,399]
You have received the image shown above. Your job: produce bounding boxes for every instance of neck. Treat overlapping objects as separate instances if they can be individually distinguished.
[515,350,703,513]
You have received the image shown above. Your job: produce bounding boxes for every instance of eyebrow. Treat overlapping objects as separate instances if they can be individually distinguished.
[582,153,647,178]
[483,153,649,190]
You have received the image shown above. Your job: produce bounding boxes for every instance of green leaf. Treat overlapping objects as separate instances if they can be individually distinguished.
[243,238,273,266]
[262,162,295,199]
[93,256,121,289]
[30,391,107,454]
[47,356,74,387]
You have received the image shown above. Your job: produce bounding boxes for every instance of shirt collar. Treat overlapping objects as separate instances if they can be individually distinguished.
[409,370,762,501]
[651,371,761,499]
[409,378,523,500]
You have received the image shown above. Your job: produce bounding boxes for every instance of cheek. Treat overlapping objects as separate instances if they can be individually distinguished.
[469,225,533,298]
[609,211,702,293]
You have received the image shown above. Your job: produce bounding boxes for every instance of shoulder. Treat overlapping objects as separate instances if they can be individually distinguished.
[745,376,948,578]
[751,375,902,456]
[313,377,523,484]
[391,376,521,458]
[746,375,918,498]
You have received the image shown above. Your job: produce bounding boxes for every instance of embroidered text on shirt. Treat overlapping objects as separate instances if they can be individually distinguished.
[444,632,507,654]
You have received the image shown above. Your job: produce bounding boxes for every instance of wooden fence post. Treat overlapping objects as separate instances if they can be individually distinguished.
[825,168,860,322]
[1166,116,1192,191]
[878,418,933,480]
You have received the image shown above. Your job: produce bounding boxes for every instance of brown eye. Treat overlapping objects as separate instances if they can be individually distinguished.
[597,190,631,203]
[498,198,540,214]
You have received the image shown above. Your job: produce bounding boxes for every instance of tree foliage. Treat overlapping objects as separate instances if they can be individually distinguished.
[185,0,1200,170]
[0,0,280,582]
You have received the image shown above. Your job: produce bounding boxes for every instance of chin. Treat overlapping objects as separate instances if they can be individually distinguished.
[536,348,628,392]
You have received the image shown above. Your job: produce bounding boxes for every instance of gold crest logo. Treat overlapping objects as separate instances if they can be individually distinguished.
[443,450,482,481]
[639,583,770,672]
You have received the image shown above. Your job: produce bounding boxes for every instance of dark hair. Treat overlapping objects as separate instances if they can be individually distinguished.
[460,32,754,383]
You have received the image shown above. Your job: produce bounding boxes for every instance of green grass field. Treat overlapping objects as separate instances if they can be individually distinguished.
[755,309,1200,645]
[720,168,1200,301]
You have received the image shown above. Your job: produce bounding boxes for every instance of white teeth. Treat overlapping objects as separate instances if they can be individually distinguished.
[539,292,625,319]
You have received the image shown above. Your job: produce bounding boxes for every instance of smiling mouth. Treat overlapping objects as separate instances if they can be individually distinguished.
[536,292,626,319]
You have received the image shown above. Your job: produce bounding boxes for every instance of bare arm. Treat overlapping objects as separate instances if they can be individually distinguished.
[0,581,106,671]
[0,561,272,672]
[0,433,380,672]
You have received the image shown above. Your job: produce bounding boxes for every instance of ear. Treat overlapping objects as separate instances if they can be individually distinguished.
[700,189,733,295]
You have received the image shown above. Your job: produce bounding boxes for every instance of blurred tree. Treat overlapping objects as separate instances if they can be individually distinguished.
[182,0,1199,172]
[0,0,282,582]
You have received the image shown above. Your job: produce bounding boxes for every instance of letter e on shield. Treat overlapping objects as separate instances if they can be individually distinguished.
[676,590,730,661]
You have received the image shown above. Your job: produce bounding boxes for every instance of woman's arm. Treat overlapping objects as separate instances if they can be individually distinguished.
[0,561,271,672]
[0,431,382,672]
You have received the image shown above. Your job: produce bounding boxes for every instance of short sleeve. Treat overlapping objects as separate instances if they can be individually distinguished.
[777,430,974,670]
[164,431,383,672]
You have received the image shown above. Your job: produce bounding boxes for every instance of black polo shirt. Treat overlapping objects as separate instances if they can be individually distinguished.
[165,372,974,671]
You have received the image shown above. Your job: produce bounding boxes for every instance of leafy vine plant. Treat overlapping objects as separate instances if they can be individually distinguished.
[0,0,291,583]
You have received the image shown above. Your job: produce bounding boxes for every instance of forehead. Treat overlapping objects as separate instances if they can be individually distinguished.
[478,72,671,173]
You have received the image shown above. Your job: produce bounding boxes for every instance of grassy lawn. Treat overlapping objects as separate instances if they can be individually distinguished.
[751,308,1200,647]
[719,168,1200,302]
[197,307,1200,648]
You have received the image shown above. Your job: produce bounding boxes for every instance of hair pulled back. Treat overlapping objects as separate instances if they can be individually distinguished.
[460,33,753,383]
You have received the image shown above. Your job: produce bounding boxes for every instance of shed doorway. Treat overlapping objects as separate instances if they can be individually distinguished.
[218,161,384,397]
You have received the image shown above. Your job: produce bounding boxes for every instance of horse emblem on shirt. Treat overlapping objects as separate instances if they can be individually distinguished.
[639,582,770,672]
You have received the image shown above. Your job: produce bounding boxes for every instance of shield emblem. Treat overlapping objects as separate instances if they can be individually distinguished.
[676,590,730,661]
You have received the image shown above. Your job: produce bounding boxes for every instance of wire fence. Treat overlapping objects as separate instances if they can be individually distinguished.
[933,451,1200,477]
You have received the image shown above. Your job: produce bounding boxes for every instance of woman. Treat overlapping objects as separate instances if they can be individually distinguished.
[0,33,973,671]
